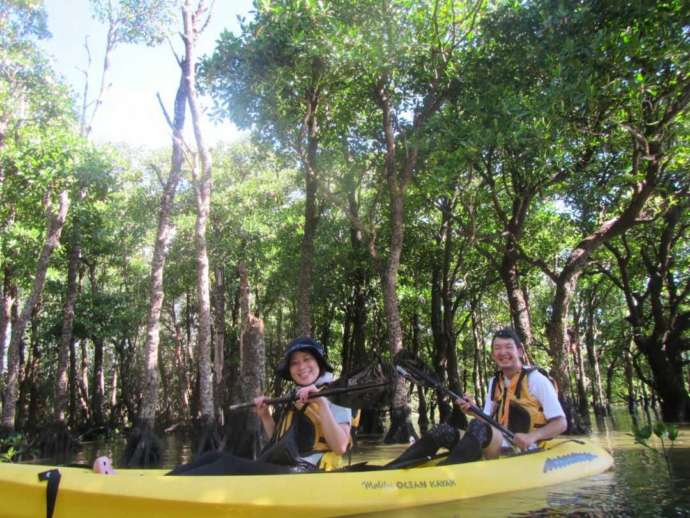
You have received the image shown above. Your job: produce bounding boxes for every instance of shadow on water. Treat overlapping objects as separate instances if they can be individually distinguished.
[69,407,689,517]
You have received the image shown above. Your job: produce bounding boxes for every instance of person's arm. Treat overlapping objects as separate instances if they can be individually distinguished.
[512,415,567,449]
[513,371,567,448]
[455,393,496,417]
[296,385,351,455]
[254,396,275,439]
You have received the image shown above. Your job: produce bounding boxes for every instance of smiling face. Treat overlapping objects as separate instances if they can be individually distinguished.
[491,336,524,376]
[288,350,321,386]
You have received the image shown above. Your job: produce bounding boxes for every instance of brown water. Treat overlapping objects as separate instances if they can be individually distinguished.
[77,409,690,517]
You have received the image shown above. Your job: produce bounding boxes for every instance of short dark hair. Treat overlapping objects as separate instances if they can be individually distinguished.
[491,327,523,349]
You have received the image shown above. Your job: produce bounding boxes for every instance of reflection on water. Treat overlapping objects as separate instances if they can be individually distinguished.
[75,433,194,469]
[75,408,689,517]
[349,410,690,518]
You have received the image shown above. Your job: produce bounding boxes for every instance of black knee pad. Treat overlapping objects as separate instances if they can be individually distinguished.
[428,423,460,450]
[467,419,493,449]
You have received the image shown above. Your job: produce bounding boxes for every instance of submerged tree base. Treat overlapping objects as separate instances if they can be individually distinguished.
[36,421,79,462]
[123,423,162,468]
[563,397,591,436]
[384,406,419,444]
[224,410,261,459]
[193,418,223,457]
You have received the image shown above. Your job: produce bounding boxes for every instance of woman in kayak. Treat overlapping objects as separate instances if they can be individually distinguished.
[388,327,566,467]
[167,336,352,475]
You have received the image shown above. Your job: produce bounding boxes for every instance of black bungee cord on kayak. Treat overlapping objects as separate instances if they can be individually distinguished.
[37,468,61,518]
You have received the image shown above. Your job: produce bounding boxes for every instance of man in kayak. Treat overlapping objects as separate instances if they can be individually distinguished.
[389,327,566,466]
[167,336,352,475]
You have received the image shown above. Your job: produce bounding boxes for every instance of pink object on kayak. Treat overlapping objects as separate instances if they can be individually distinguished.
[93,456,116,475]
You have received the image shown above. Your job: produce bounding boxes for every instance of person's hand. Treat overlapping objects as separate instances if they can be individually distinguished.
[294,384,321,410]
[455,395,476,414]
[254,395,270,418]
[513,431,538,450]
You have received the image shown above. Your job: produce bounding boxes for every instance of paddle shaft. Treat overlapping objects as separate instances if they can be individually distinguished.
[227,380,390,412]
[395,365,516,443]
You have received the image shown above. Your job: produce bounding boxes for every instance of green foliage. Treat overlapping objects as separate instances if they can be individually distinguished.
[1,0,688,434]
[631,421,679,475]
[0,0,49,46]
[0,433,33,463]
[89,0,176,46]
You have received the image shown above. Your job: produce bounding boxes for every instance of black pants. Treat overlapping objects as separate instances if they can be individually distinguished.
[166,451,316,476]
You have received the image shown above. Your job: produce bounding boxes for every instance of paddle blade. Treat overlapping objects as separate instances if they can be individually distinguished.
[327,359,395,409]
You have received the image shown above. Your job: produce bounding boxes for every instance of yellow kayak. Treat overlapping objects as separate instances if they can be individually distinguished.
[0,438,612,518]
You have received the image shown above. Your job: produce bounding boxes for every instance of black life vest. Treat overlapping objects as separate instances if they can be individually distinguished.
[266,396,350,471]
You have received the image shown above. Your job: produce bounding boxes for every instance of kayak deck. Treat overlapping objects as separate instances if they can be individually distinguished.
[0,438,613,518]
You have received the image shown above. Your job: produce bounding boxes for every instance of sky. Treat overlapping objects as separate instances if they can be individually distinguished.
[40,0,255,148]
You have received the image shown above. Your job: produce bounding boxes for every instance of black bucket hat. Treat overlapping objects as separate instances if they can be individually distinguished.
[275,336,333,381]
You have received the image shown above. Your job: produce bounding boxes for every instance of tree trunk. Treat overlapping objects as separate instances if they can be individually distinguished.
[605,356,616,414]
[342,191,368,375]
[78,340,91,424]
[183,0,215,428]
[545,165,657,431]
[584,295,607,417]
[471,306,485,409]
[238,263,265,402]
[92,335,105,429]
[481,171,537,351]
[607,199,690,422]
[68,337,78,428]
[227,262,266,458]
[341,306,354,375]
[417,384,429,433]
[0,267,15,377]
[499,247,534,348]
[138,65,187,429]
[81,17,116,137]
[635,202,690,422]
[170,302,192,420]
[379,123,420,442]
[637,335,690,422]
[296,155,318,336]
[1,190,69,431]
[430,264,451,422]
[570,328,591,425]
[87,262,105,429]
[295,87,321,337]
[55,238,80,422]
[109,360,118,422]
[624,341,636,415]
[19,314,40,432]
[213,267,226,424]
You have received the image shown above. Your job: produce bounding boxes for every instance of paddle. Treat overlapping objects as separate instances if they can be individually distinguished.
[228,358,395,412]
[394,362,517,445]
[227,380,392,412]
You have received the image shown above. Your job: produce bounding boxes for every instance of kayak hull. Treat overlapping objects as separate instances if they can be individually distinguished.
[0,439,613,517]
